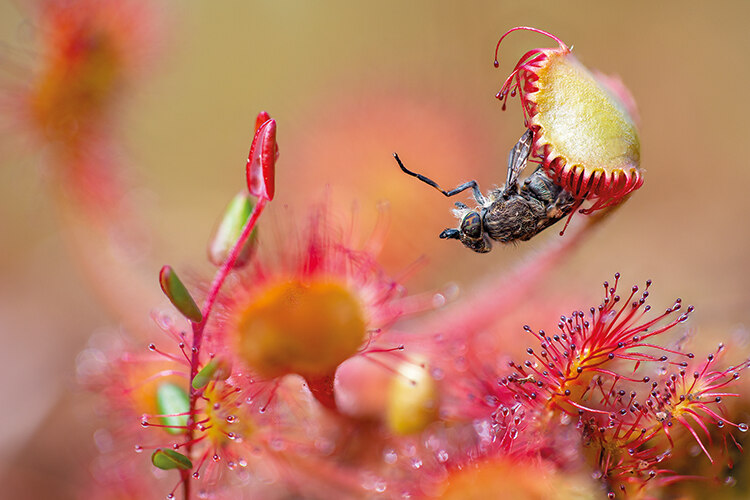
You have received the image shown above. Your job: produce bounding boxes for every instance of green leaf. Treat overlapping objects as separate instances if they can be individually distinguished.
[156,382,190,435]
[159,265,203,323]
[192,357,232,390]
[208,192,257,268]
[151,448,193,470]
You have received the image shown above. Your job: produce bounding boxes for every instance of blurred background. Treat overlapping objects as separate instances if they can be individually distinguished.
[1,1,749,497]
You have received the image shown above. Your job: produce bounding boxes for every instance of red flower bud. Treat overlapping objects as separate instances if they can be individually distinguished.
[246,112,278,201]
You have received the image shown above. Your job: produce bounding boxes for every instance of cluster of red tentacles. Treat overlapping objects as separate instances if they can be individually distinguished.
[498,274,749,494]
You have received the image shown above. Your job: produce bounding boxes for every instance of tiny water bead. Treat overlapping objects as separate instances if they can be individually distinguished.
[269,437,286,452]
[314,437,335,455]
[374,479,387,493]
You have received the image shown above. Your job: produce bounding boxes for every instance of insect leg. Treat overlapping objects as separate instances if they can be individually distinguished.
[393,153,486,204]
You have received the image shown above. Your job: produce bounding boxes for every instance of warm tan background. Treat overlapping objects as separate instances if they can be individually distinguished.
[1,1,749,497]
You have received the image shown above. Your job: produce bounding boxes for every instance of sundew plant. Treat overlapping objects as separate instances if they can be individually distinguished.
[2,3,750,500]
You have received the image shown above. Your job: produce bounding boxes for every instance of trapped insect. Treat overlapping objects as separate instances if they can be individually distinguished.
[395,129,575,253]
[494,26,643,222]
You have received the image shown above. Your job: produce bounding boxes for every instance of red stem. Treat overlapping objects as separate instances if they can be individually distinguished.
[182,195,269,500]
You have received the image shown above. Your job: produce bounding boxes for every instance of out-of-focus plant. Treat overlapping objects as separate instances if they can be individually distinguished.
[1,0,166,335]
[4,0,159,205]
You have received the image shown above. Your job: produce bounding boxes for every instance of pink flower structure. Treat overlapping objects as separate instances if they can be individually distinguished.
[212,203,411,413]
[81,318,334,498]
[495,275,750,497]
[494,27,643,225]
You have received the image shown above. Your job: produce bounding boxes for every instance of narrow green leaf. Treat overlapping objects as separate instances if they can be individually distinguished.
[156,382,190,435]
[208,192,257,268]
[159,265,203,323]
[151,448,193,470]
[192,357,233,390]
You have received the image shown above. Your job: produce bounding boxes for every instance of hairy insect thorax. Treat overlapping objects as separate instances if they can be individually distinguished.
[484,196,544,243]
[483,169,574,243]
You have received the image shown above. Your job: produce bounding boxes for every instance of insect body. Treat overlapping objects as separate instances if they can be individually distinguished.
[394,129,575,253]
